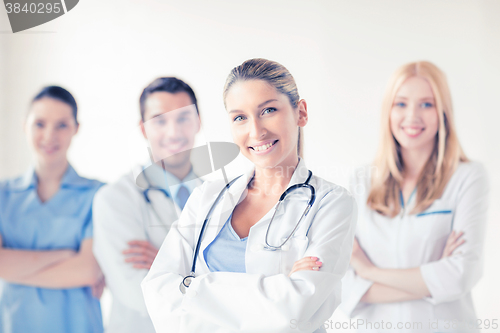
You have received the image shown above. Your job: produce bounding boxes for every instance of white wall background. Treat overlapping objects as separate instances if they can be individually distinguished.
[1,0,499,331]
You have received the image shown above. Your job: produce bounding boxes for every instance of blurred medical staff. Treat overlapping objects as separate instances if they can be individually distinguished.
[341,61,489,333]
[0,86,104,333]
[92,77,202,333]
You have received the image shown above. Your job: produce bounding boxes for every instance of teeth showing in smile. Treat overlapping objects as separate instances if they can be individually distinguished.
[252,141,276,152]
[404,128,423,136]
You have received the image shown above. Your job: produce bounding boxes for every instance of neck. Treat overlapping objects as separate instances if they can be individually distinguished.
[401,144,434,180]
[163,162,192,181]
[251,155,299,197]
[35,159,68,184]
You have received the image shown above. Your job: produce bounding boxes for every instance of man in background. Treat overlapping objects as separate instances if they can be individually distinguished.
[93,77,202,333]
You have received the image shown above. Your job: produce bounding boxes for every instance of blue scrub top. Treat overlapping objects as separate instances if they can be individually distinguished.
[0,164,104,333]
[203,215,247,273]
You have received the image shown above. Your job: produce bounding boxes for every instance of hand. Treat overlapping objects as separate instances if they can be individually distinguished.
[91,273,106,299]
[122,240,159,270]
[350,238,375,279]
[288,256,322,277]
[441,230,465,259]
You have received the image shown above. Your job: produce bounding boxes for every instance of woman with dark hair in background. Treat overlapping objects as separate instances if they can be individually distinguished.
[0,86,104,333]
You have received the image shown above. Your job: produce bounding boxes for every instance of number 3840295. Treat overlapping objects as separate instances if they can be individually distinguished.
[5,3,61,14]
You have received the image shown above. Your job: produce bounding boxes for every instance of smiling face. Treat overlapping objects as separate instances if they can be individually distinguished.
[225,79,307,171]
[25,97,78,166]
[390,76,439,155]
[141,91,200,169]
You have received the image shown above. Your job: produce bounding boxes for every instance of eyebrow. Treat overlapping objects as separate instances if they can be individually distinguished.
[150,109,192,119]
[394,96,435,101]
[228,99,278,114]
[176,110,192,117]
[35,117,73,121]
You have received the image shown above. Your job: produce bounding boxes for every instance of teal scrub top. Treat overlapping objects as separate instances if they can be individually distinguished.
[0,165,104,333]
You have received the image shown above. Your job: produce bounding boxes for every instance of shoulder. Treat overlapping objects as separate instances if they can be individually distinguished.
[71,176,104,203]
[350,165,375,186]
[344,164,375,204]
[190,177,227,199]
[66,165,104,197]
[0,172,33,197]
[94,171,140,204]
[449,161,489,192]
[183,175,244,211]
[312,175,356,214]
[306,176,357,238]
[454,161,488,179]
[0,175,22,191]
[82,178,105,192]
[0,177,19,205]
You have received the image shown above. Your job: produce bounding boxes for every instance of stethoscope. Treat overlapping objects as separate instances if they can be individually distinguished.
[142,178,171,226]
[180,170,316,293]
[141,168,182,239]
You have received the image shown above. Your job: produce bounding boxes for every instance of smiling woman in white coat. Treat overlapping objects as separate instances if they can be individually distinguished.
[341,61,490,333]
[141,58,358,333]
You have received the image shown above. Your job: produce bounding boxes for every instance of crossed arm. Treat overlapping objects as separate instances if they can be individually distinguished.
[351,231,465,303]
[0,235,104,294]
[349,164,489,305]
[0,239,75,281]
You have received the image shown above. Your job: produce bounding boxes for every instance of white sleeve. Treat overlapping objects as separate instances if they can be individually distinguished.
[141,184,202,332]
[340,267,373,317]
[92,182,150,315]
[142,187,357,333]
[420,163,490,304]
[340,167,373,317]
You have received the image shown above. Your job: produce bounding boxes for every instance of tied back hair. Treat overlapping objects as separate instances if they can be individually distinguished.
[223,58,304,158]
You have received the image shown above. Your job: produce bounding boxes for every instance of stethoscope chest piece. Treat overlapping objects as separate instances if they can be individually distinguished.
[179,273,195,294]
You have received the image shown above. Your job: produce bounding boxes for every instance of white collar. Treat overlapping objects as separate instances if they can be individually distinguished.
[228,157,311,200]
[134,162,202,199]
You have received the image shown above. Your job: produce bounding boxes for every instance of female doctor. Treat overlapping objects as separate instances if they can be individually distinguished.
[142,58,357,333]
[341,61,489,332]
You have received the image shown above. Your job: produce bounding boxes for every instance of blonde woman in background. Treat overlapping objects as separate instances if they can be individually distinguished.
[341,61,490,333]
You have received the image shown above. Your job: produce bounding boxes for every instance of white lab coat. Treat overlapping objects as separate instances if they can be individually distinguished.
[92,164,202,333]
[142,158,358,333]
[341,162,489,333]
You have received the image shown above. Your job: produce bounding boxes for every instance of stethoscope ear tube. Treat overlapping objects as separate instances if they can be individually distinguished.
[265,170,315,250]
[278,171,315,207]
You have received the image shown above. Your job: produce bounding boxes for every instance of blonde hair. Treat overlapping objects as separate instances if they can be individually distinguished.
[223,58,304,158]
[367,61,468,217]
